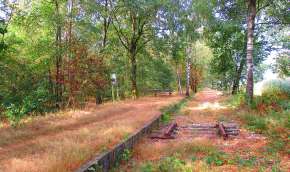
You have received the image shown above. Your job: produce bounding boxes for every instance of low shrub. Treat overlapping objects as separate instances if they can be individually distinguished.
[203,151,227,166]
[261,79,290,99]
[139,156,192,172]
[161,112,171,123]
[240,109,289,155]
[242,114,267,133]
[235,156,257,167]
[227,92,246,107]
[140,162,154,172]
[249,79,290,112]
[2,83,57,125]
[158,156,191,172]
[120,149,132,162]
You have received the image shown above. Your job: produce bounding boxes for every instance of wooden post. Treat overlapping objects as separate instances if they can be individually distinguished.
[111,84,115,102]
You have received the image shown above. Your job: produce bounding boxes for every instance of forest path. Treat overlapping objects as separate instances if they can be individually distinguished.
[0,94,182,172]
[120,89,289,171]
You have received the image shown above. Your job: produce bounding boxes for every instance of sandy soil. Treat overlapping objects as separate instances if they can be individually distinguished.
[121,89,290,172]
[0,95,182,172]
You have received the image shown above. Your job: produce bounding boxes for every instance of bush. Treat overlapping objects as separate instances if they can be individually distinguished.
[139,156,191,172]
[158,156,191,172]
[140,162,154,172]
[161,112,171,123]
[235,156,257,167]
[242,114,267,133]
[250,79,290,112]
[2,83,56,124]
[261,79,290,99]
[227,92,246,107]
[204,151,227,166]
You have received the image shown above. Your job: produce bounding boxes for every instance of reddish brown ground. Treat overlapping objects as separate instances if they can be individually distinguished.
[121,89,290,172]
[0,95,182,172]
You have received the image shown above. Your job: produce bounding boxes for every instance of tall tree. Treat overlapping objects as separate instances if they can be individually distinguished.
[110,0,160,98]
[245,0,256,102]
[54,0,63,105]
[185,45,191,96]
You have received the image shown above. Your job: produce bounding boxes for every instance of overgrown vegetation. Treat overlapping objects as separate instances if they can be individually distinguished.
[161,97,191,123]
[0,0,287,125]
[0,0,214,125]
[229,79,289,162]
[123,80,289,172]
[133,143,283,172]
[0,0,289,171]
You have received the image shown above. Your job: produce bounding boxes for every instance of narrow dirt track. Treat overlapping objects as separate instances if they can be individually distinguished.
[0,95,182,172]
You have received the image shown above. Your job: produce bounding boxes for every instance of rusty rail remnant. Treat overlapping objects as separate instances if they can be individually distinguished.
[179,122,239,139]
[217,122,228,140]
[150,122,178,139]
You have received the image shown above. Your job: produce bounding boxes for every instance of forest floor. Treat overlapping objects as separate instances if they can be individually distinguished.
[119,89,290,172]
[0,94,182,172]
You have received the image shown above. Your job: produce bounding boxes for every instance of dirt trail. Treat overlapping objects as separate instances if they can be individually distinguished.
[0,95,182,172]
[122,89,289,171]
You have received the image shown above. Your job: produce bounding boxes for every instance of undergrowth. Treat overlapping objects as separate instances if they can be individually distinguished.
[121,85,289,172]
[135,145,280,172]
[227,79,289,168]
[160,96,191,123]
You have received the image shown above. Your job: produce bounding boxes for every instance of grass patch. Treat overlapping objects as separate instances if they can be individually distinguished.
[224,83,288,171]
[226,92,246,108]
[139,155,192,172]
[160,97,191,123]
[240,109,289,155]
[203,151,228,166]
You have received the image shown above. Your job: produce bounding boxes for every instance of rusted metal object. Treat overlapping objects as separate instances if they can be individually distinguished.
[217,122,228,140]
[150,122,178,139]
[150,135,176,139]
[179,122,239,138]
[164,122,178,136]
[151,122,239,140]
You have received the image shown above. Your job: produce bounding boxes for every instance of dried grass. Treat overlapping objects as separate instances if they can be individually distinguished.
[120,89,290,172]
[0,95,182,172]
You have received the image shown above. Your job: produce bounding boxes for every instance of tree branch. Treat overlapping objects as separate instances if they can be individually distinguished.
[257,0,271,12]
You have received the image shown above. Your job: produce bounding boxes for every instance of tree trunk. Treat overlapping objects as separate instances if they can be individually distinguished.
[102,0,110,48]
[246,0,256,102]
[185,47,190,97]
[55,0,62,106]
[176,63,182,95]
[67,0,75,107]
[130,51,138,99]
[232,57,246,94]
[48,68,54,95]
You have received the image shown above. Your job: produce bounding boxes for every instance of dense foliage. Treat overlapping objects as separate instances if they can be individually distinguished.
[0,0,288,123]
[0,0,211,122]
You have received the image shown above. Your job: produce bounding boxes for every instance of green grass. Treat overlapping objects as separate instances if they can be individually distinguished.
[160,96,191,123]
[124,86,288,172]
[233,83,289,170]
[226,92,246,108]
[139,155,192,172]
[135,149,276,172]
[225,83,288,171]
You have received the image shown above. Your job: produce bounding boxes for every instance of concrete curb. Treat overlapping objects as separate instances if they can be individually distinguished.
[75,114,162,172]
